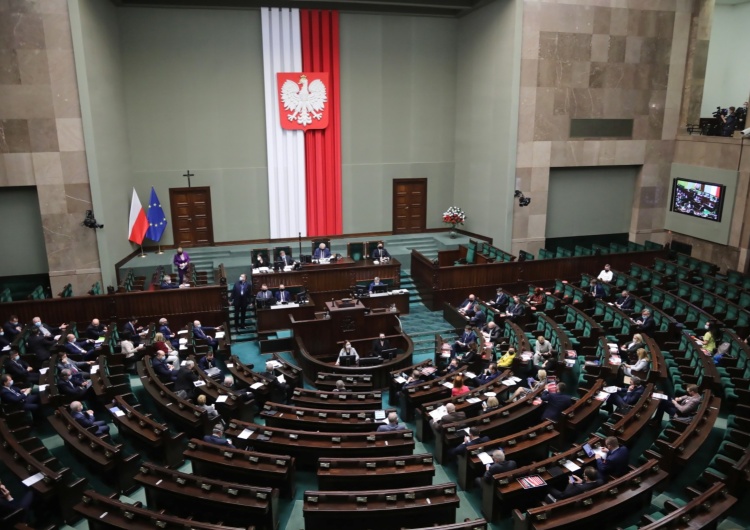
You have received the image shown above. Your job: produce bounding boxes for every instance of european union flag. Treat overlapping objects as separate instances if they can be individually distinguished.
[145,187,168,242]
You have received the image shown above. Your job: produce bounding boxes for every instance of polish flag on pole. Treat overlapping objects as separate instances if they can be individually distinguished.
[128,188,149,245]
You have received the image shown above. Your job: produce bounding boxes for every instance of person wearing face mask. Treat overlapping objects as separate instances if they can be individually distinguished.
[31,316,67,338]
[63,333,97,360]
[700,321,719,353]
[336,341,359,366]
[57,369,93,399]
[3,351,39,386]
[25,328,56,362]
[372,333,391,357]
[160,274,179,290]
[371,242,390,261]
[0,328,10,350]
[152,351,177,382]
[85,318,107,340]
[0,374,39,412]
[173,247,190,284]
[275,284,291,304]
[158,318,179,349]
[256,283,274,308]
[57,352,95,382]
[230,274,252,330]
[3,315,24,341]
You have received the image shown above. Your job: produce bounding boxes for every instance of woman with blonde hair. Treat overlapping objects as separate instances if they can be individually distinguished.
[620,333,644,363]
[196,394,221,423]
[153,332,179,367]
[452,374,470,397]
[511,369,547,401]
[482,396,500,412]
[622,348,650,377]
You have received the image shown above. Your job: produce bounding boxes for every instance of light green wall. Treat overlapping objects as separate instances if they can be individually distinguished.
[453,0,521,250]
[0,187,48,276]
[70,0,136,287]
[339,14,457,233]
[546,167,637,238]
[664,163,737,245]
[118,8,269,245]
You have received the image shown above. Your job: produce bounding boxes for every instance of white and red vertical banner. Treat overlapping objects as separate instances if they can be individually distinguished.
[261,7,342,239]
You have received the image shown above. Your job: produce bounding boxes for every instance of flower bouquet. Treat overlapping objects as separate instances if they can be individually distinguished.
[443,206,466,238]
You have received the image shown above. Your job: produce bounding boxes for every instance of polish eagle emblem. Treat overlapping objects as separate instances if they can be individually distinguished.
[277,73,329,131]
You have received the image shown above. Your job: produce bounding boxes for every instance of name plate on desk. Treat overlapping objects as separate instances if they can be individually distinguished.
[368,291,392,298]
[271,303,300,309]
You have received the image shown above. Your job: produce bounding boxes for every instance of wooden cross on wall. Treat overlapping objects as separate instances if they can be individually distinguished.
[183,170,194,188]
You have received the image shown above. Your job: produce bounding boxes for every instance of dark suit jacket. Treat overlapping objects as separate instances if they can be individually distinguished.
[596,445,630,477]
[3,321,23,340]
[590,284,605,298]
[372,339,391,356]
[256,290,274,302]
[371,248,390,260]
[123,322,141,346]
[490,293,510,311]
[506,303,525,319]
[458,299,476,315]
[483,460,518,481]
[231,281,252,306]
[540,391,574,421]
[278,254,294,266]
[198,356,217,371]
[193,327,217,345]
[57,379,87,398]
[554,479,599,500]
[313,248,331,259]
[72,410,107,434]
[636,316,655,336]
[85,324,106,340]
[616,296,634,311]
[450,435,490,457]
[368,281,385,293]
[456,331,477,345]
[470,310,486,327]
[0,385,29,405]
[275,289,292,303]
[158,325,174,341]
[152,357,176,381]
[203,435,231,446]
[64,341,89,356]
[619,384,645,405]
[174,367,198,396]
[3,358,37,386]
[160,281,178,289]
[26,334,55,361]
[0,334,10,349]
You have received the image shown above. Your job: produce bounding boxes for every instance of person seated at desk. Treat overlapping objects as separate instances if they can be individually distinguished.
[459,342,480,367]
[32,316,67,338]
[619,333,644,363]
[469,304,486,327]
[476,363,500,386]
[275,284,292,304]
[371,243,390,261]
[478,449,517,486]
[511,369,547,401]
[160,274,180,289]
[532,336,552,369]
[25,328,55,363]
[496,347,516,368]
[429,402,466,429]
[336,341,359,366]
[196,394,221,424]
[372,333,391,356]
[615,290,634,311]
[57,369,93,400]
[608,376,645,412]
[452,325,477,357]
[333,380,346,392]
[158,318,179,349]
[377,412,405,432]
[369,276,385,292]
[403,370,424,389]
[538,382,573,422]
[482,321,501,344]
[0,374,39,412]
[119,331,144,360]
[153,332,179,367]
[651,384,702,426]
[503,296,525,322]
[173,247,190,284]
[0,478,34,524]
[3,315,23,342]
[152,351,177,382]
[123,316,147,346]
[0,328,10,350]
[487,287,509,312]
[595,436,630,478]
[63,333,97,360]
[256,284,275,307]
[204,425,232,447]
[528,287,546,310]
[621,347,649,377]
[588,278,606,299]
[482,396,501,413]
[546,466,602,502]
[457,294,476,316]
[3,350,39,387]
[254,253,268,268]
[452,374,470,397]
[85,318,107,340]
[278,250,294,266]
[598,264,613,283]
[449,426,489,459]
[70,400,109,436]
[193,320,222,353]
[175,360,199,400]
[633,309,655,336]
[57,352,94,382]
[198,350,219,372]
[223,375,254,403]
[313,243,331,260]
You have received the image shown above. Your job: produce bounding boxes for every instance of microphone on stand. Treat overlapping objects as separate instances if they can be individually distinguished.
[298,232,303,261]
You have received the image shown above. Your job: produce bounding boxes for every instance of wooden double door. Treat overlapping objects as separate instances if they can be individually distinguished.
[169,187,214,247]
[392,179,427,234]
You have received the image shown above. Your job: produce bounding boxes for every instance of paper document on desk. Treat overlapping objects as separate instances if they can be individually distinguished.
[37,384,47,392]
[429,405,448,421]
[39,367,49,375]
[604,386,620,393]
[177,330,188,335]
[466,397,481,404]
[179,338,188,345]
[1,345,9,351]
[276,374,286,385]
[501,379,516,386]
[22,472,44,487]
[237,428,254,439]
[179,345,187,351]
[465,372,477,379]
[215,395,229,403]
[442,381,453,389]
[652,392,668,400]
[394,376,406,384]
[91,365,99,374]
[214,332,225,339]
[193,380,206,387]
[250,382,265,390]
[594,391,610,401]
[562,460,580,472]
[268,360,283,369]
[477,452,493,465]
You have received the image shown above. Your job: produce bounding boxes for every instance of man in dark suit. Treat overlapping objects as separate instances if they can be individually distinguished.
[596,436,630,478]
[203,426,232,446]
[193,320,221,352]
[57,369,93,400]
[160,274,179,289]
[275,284,292,304]
[479,449,517,485]
[152,351,177,382]
[174,360,199,400]
[0,374,40,412]
[476,364,501,386]
[504,296,525,323]
[430,403,466,430]
[539,382,574,422]
[608,377,645,411]
[457,294,476,316]
[449,427,489,458]
[371,243,390,261]
[123,317,145,346]
[615,290,634,311]
[452,325,477,356]
[546,466,602,501]
[277,250,294,266]
[63,333,97,360]
[3,351,39,387]
[487,288,510,312]
[31,316,67,338]
[3,315,23,342]
[85,318,106,340]
[368,276,385,292]
[24,328,55,363]
[255,284,275,308]
[481,321,501,344]
[158,318,179,349]
[634,309,655,336]
[231,274,252,329]
[57,352,94,382]
[469,304,486,327]
[588,279,606,299]
[372,333,391,357]
[313,243,331,259]
[0,329,11,349]
[198,351,218,372]
[70,401,109,436]
[0,479,34,523]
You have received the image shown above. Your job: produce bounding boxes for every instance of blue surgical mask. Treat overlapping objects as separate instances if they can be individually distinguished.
[35,322,42,327]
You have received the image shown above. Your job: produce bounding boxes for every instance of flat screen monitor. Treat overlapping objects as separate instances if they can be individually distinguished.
[371,284,389,294]
[359,356,383,367]
[379,348,397,361]
[669,178,726,222]
[256,297,275,309]
[339,354,356,367]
